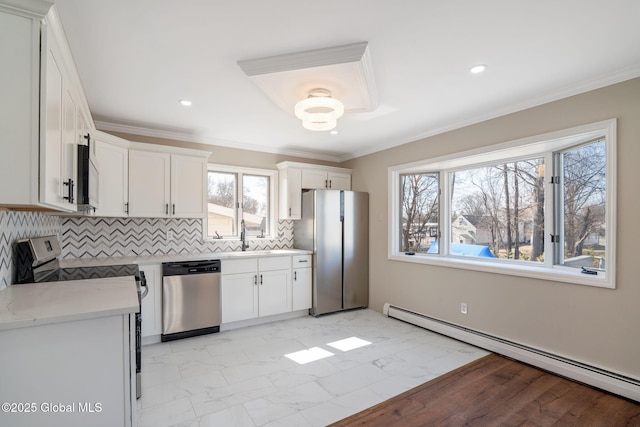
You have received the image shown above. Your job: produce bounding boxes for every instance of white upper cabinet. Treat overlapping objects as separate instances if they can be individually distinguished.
[128,144,209,218]
[128,150,171,217]
[0,1,49,208]
[0,2,95,211]
[95,131,129,217]
[301,169,351,190]
[171,154,207,218]
[277,161,351,220]
[40,5,95,212]
[278,166,302,220]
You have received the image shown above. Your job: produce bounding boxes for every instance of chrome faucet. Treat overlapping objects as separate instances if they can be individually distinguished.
[240,219,249,251]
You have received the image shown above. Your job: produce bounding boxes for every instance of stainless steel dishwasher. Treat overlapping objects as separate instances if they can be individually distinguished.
[161,259,221,342]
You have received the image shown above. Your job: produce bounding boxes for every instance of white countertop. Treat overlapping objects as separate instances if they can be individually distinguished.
[0,276,139,331]
[0,249,311,332]
[59,249,312,268]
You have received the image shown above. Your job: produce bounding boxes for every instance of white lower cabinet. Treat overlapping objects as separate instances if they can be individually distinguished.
[222,256,292,324]
[259,264,291,317]
[0,314,136,427]
[140,264,162,339]
[292,255,312,311]
[221,262,259,323]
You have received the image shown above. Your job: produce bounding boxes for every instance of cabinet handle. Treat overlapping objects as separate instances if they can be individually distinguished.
[260,274,263,285]
[172,204,176,215]
[63,179,74,204]
[294,271,297,281]
[289,207,291,217]
[165,204,169,215]
[324,179,328,188]
[254,275,257,285]
[329,179,332,188]
[124,202,129,214]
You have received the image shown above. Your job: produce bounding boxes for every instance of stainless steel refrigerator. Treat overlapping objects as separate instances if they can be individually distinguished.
[294,190,369,316]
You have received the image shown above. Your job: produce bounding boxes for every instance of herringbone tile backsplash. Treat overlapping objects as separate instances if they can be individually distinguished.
[0,210,61,289]
[0,212,294,287]
[61,217,294,259]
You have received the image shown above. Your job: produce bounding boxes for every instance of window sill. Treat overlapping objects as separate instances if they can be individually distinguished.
[388,252,614,289]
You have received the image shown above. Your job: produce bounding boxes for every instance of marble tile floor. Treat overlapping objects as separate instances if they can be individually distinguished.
[137,309,489,427]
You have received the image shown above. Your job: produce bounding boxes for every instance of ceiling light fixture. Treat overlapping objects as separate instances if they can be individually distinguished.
[294,88,344,131]
[470,64,487,74]
[179,99,192,106]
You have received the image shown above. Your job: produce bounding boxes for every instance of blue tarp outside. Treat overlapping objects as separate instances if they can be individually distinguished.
[427,242,496,258]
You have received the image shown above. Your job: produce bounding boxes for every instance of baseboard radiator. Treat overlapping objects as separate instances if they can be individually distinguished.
[383,303,640,402]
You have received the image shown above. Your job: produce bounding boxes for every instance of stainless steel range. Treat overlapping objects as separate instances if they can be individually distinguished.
[14,235,146,399]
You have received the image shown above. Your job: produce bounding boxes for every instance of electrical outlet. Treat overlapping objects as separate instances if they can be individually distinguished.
[166,230,174,240]
[461,302,468,314]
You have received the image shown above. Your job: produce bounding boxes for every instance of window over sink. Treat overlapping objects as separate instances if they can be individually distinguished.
[206,164,277,240]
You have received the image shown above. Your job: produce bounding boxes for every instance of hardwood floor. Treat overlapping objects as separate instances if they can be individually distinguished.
[330,354,640,427]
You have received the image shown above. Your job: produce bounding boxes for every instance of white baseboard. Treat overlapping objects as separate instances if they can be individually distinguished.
[383,303,640,402]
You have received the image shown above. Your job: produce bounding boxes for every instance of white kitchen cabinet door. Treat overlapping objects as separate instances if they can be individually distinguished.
[128,150,171,217]
[41,46,63,208]
[301,168,328,190]
[259,269,291,317]
[140,264,162,338]
[326,171,351,190]
[292,267,312,311]
[171,154,206,218]
[61,88,77,204]
[0,9,41,207]
[221,272,259,323]
[301,169,351,190]
[279,166,302,220]
[95,140,128,217]
[40,21,80,212]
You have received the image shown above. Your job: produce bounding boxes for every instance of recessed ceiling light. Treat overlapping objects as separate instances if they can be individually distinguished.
[330,130,338,135]
[179,99,192,106]
[470,64,487,74]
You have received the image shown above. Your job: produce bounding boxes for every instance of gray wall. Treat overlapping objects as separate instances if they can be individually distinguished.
[344,77,640,379]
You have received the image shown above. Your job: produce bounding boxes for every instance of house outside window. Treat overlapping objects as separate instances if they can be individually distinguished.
[389,119,616,288]
[206,165,277,240]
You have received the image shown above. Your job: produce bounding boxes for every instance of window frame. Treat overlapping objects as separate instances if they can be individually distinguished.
[205,164,278,241]
[388,119,617,289]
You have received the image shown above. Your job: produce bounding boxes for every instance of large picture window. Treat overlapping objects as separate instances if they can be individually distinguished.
[206,165,276,240]
[389,120,616,288]
[450,157,545,263]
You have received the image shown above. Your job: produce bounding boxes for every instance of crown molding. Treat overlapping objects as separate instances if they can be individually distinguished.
[97,68,640,165]
[94,121,344,163]
[0,0,52,17]
[343,68,640,162]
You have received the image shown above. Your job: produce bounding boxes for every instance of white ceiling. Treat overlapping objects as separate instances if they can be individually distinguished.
[53,0,640,163]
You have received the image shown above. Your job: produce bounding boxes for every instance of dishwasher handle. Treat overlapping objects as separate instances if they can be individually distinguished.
[162,260,221,276]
